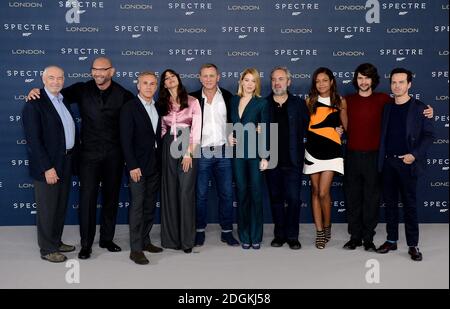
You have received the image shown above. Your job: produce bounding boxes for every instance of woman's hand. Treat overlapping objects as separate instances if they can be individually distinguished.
[182,156,193,173]
[260,159,269,171]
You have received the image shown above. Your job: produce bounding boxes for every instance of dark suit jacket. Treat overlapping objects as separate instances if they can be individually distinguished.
[266,92,309,168]
[378,97,435,176]
[189,87,233,143]
[120,97,161,176]
[22,88,79,181]
[229,95,269,159]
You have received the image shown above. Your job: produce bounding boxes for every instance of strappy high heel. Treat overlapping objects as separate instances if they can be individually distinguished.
[316,230,326,249]
[324,225,331,243]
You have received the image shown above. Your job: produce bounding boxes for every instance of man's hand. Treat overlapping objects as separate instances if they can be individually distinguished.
[129,168,142,183]
[423,105,433,118]
[44,168,59,185]
[26,88,41,101]
[398,154,415,165]
[228,133,237,146]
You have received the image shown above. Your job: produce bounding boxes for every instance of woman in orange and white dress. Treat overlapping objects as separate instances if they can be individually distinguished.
[303,67,347,249]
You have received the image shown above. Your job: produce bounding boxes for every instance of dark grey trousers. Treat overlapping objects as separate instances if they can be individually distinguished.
[160,133,196,250]
[34,154,72,256]
[128,159,160,252]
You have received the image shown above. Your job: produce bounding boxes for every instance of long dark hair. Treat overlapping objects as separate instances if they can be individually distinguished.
[157,69,189,116]
[307,67,341,114]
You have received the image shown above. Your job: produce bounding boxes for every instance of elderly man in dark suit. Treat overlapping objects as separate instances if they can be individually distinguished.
[120,72,163,265]
[22,65,79,263]
[28,57,135,259]
[376,68,434,261]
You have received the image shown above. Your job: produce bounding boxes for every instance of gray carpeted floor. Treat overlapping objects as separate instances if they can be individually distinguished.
[0,224,448,289]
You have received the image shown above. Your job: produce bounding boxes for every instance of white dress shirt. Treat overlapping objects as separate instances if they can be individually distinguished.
[201,87,227,147]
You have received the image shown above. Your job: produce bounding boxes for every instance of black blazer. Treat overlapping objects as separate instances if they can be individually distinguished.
[266,92,310,168]
[190,87,233,142]
[378,97,435,176]
[22,88,79,181]
[62,80,134,160]
[120,97,161,176]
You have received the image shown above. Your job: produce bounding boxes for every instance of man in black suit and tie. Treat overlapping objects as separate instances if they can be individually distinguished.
[22,66,78,263]
[120,72,163,265]
[28,57,134,259]
[376,68,434,261]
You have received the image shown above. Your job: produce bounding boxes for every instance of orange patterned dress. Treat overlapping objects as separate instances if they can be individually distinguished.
[303,96,344,175]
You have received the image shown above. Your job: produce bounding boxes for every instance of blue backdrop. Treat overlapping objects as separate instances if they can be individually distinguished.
[0,0,448,225]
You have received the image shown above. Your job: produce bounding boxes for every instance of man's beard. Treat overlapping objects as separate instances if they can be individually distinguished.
[273,88,287,96]
[358,85,371,93]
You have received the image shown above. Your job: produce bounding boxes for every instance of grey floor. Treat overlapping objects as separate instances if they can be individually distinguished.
[0,224,448,289]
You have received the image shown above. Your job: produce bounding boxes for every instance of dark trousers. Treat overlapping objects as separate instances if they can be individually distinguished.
[160,133,196,250]
[266,166,301,240]
[79,151,124,249]
[34,153,72,256]
[128,159,160,252]
[196,146,233,232]
[344,151,380,243]
[382,157,419,247]
[233,158,264,245]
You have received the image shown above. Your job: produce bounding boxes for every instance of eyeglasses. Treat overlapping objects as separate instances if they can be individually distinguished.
[91,67,112,72]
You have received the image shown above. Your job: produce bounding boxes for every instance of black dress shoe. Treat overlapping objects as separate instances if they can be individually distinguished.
[195,231,205,247]
[183,248,192,253]
[78,247,92,259]
[408,247,423,261]
[99,241,122,252]
[363,241,377,252]
[130,251,149,265]
[343,239,362,250]
[287,239,301,250]
[376,241,397,254]
[143,243,163,253]
[270,238,286,247]
[221,232,240,246]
